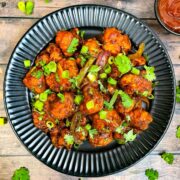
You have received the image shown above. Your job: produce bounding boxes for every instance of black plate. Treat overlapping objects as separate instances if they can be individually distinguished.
[4,4,176,177]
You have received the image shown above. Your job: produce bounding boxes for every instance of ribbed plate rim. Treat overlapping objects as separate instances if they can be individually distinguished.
[3,4,176,177]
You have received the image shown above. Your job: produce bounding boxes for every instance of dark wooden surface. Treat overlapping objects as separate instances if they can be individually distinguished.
[0,0,180,179]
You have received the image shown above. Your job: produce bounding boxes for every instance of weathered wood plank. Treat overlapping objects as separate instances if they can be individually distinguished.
[0,19,179,65]
[0,155,180,180]
[0,0,155,18]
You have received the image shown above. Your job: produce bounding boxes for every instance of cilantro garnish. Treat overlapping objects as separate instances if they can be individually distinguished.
[124,129,136,142]
[89,129,98,139]
[145,168,159,180]
[98,80,107,93]
[114,54,132,75]
[67,38,79,54]
[161,152,174,164]
[176,84,180,103]
[12,167,30,180]
[119,90,133,108]
[64,134,74,145]
[176,126,180,138]
[143,65,156,81]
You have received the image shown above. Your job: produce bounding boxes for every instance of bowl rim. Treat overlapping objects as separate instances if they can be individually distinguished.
[3,4,176,177]
[154,0,180,36]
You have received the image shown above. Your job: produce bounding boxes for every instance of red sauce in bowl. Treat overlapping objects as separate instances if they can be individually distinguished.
[158,0,180,33]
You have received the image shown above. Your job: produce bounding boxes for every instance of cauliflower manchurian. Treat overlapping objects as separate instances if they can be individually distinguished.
[23,27,155,149]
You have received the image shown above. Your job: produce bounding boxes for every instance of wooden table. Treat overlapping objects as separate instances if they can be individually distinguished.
[0,0,180,179]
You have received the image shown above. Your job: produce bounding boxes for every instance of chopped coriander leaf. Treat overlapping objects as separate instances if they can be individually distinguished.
[89,129,98,139]
[87,72,97,82]
[124,129,136,142]
[24,60,31,68]
[43,61,57,75]
[145,168,159,180]
[104,64,112,74]
[119,90,133,108]
[67,38,79,54]
[64,134,74,145]
[98,80,107,93]
[176,126,180,138]
[0,117,7,126]
[161,152,174,164]
[176,85,180,103]
[126,115,131,122]
[115,125,124,134]
[12,167,30,180]
[31,70,43,79]
[89,65,101,73]
[65,119,71,127]
[74,95,83,105]
[34,100,44,111]
[57,93,65,102]
[99,110,107,120]
[107,77,117,86]
[76,126,83,132]
[131,67,140,75]
[62,70,69,79]
[114,54,132,75]
[46,121,54,129]
[17,1,26,13]
[100,73,107,79]
[80,45,88,54]
[86,100,94,110]
[108,56,114,64]
[25,1,34,15]
[85,124,91,131]
[69,76,79,89]
[143,65,156,81]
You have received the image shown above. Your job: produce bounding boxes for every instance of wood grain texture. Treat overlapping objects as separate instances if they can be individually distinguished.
[0,19,179,65]
[1,155,180,180]
[0,0,155,18]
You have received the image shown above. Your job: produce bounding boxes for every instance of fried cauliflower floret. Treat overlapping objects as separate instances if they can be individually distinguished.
[102,27,131,55]
[23,67,46,94]
[32,111,49,133]
[44,93,75,120]
[45,59,79,92]
[80,85,104,115]
[57,128,73,149]
[83,38,102,57]
[119,74,152,95]
[128,108,153,130]
[89,130,113,147]
[35,51,50,66]
[46,43,63,62]
[55,28,80,57]
[92,109,122,132]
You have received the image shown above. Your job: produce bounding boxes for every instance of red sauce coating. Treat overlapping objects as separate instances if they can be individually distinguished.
[158,0,180,33]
